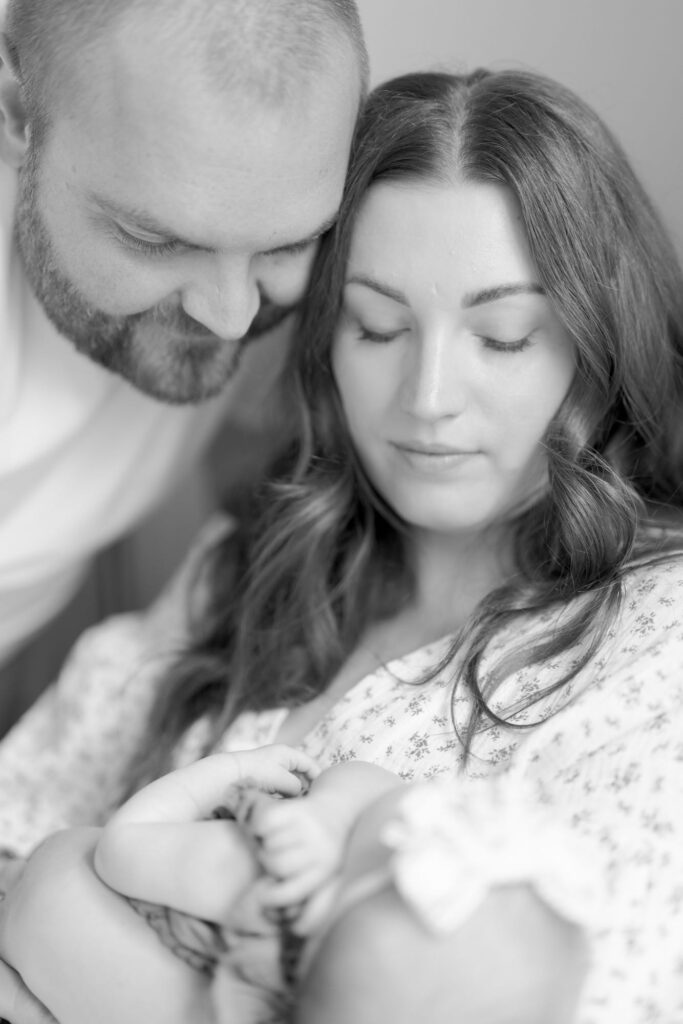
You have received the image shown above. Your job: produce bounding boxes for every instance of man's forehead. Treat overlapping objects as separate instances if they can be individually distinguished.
[38,0,361,255]
[51,93,351,244]
[52,6,361,172]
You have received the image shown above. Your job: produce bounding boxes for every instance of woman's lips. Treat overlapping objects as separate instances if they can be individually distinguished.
[391,441,480,471]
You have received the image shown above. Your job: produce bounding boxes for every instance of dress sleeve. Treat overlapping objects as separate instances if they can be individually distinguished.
[0,515,233,857]
[382,773,606,934]
[381,559,683,1021]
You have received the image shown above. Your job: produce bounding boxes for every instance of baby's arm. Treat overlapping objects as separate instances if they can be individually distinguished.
[249,761,404,929]
[95,745,319,921]
[104,745,320,825]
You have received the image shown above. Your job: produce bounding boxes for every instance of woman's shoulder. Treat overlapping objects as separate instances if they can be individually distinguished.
[496,549,683,761]
[581,550,683,694]
[617,548,683,638]
[540,551,683,757]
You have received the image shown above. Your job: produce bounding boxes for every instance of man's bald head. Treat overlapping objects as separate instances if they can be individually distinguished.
[5,0,368,141]
[2,0,364,403]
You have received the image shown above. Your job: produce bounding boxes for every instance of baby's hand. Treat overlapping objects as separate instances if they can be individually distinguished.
[105,745,319,828]
[228,745,320,799]
[245,794,344,928]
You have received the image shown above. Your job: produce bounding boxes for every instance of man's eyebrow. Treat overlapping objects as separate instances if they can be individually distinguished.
[87,193,195,241]
[90,192,338,253]
[345,274,409,305]
[462,283,545,308]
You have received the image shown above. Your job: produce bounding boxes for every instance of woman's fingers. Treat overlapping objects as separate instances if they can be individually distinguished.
[0,960,57,1024]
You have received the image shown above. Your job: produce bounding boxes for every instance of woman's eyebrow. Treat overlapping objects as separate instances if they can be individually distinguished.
[345,274,409,306]
[463,283,545,308]
[344,277,546,309]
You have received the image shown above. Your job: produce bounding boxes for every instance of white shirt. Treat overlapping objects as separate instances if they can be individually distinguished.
[0,161,284,665]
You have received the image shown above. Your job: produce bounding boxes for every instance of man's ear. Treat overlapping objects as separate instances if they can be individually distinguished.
[0,34,30,167]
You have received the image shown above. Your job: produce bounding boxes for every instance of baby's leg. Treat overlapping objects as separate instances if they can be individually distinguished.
[297,883,587,1024]
[293,788,588,1024]
[4,828,216,1024]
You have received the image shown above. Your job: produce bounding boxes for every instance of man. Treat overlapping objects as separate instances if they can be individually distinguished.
[0,2,366,1017]
[0,0,366,677]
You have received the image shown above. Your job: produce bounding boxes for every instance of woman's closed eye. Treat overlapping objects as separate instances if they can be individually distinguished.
[357,324,407,344]
[479,333,534,354]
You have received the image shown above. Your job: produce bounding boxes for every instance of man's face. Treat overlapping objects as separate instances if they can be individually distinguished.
[14,20,360,403]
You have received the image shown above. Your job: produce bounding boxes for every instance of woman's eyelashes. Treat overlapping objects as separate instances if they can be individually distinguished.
[354,320,536,353]
[357,324,406,344]
[480,333,534,353]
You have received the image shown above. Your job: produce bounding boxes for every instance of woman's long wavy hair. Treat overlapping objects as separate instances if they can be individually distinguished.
[136,68,683,782]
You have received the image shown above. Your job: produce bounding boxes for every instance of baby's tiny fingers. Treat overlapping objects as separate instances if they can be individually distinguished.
[266,746,320,780]
[260,866,330,909]
[248,793,294,836]
[258,839,326,879]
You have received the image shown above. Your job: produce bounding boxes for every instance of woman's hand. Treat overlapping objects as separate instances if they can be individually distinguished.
[0,958,56,1024]
[0,855,55,1023]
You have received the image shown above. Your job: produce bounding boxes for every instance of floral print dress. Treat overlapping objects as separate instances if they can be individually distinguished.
[0,521,681,1023]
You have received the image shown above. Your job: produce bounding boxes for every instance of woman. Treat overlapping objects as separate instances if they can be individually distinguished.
[0,68,682,1023]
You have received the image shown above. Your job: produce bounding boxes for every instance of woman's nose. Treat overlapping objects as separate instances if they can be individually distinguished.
[400,331,467,421]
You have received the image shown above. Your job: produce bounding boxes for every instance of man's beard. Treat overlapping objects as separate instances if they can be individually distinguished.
[13,155,294,404]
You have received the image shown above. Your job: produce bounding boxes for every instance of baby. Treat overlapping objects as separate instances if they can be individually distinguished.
[1,748,585,1024]
[93,746,402,1023]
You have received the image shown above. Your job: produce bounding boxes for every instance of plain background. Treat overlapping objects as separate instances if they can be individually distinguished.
[358,0,683,257]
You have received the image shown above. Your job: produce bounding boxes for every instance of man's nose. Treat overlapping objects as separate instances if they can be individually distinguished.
[181,257,260,341]
[401,330,468,421]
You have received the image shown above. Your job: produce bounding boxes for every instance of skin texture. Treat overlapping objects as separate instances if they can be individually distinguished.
[333,179,577,540]
[1,9,361,402]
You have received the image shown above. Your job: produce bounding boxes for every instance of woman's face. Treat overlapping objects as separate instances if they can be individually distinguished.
[332,179,576,539]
